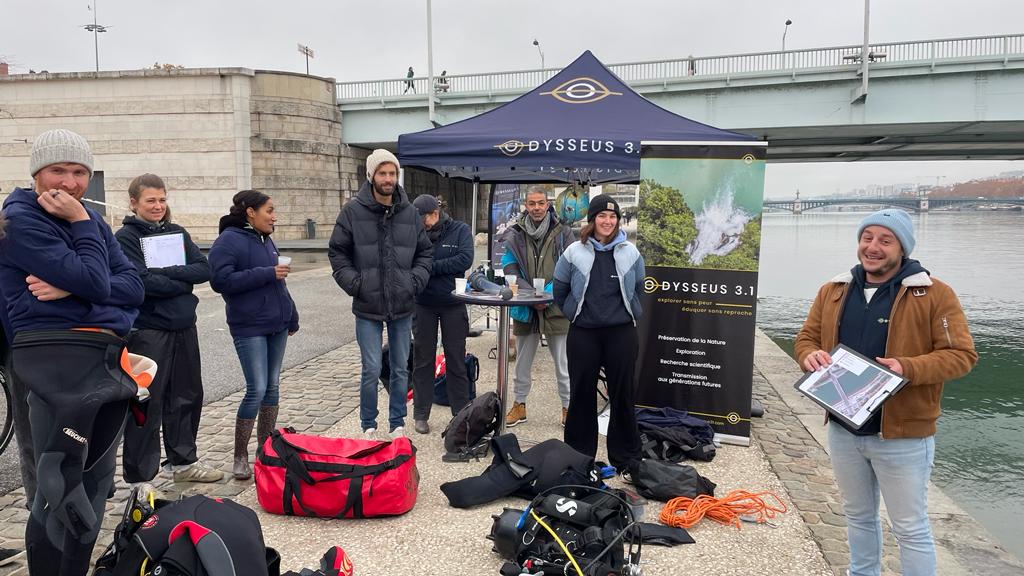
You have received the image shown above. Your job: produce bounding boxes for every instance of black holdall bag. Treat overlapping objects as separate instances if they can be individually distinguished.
[441,391,500,460]
[633,459,717,502]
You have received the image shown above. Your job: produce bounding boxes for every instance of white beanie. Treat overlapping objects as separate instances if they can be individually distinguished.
[30,129,94,176]
[365,149,400,181]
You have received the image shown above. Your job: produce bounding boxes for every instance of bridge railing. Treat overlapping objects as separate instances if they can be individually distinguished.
[336,33,1024,103]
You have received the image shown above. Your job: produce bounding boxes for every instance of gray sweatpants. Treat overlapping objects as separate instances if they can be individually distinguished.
[513,332,570,408]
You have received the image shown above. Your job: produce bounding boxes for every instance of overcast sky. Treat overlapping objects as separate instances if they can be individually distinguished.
[3,0,1023,197]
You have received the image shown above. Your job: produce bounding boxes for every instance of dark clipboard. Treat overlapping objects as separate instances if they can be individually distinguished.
[794,344,909,430]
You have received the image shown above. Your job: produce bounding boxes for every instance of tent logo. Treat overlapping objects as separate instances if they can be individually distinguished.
[494,140,529,157]
[540,77,622,104]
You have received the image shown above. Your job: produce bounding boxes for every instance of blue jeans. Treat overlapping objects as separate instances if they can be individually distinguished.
[355,316,411,432]
[828,421,936,576]
[233,329,289,419]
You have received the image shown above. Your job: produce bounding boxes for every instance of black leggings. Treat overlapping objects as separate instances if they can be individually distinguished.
[13,330,136,576]
[563,323,643,471]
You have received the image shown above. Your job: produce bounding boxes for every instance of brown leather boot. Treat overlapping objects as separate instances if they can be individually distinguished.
[256,405,280,449]
[233,418,256,480]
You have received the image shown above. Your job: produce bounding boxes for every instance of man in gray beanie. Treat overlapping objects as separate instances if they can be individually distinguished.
[795,208,976,576]
[0,128,144,574]
[329,149,432,439]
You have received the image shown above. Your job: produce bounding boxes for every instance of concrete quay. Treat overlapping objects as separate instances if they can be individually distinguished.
[0,315,1019,575]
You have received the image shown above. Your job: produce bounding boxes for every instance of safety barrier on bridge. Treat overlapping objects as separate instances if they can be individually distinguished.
[336,34,1024,103]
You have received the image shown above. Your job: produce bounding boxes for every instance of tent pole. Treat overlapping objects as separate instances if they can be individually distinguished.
[471,179,479,238]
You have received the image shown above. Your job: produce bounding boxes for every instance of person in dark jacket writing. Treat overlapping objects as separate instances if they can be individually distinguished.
[209,190,299,480]
[116,173,223,487]
[410,194,474,435]
[329,149,432,439]
[0,129,144,575]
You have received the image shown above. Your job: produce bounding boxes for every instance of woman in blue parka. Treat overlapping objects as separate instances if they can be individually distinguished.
[209,190,298,480]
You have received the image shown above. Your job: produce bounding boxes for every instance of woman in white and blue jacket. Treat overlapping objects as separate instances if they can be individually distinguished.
[552,194,644,473]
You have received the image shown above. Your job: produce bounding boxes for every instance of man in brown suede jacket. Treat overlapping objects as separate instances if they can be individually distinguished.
[795,208,976,576]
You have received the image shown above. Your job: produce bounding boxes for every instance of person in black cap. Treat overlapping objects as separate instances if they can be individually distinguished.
[552,194,645,474]
[409,194,474,434]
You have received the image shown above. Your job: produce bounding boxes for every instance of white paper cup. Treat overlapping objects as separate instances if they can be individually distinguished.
[533,278,546,293]
[278,256,292,266]
[455,277,468,293]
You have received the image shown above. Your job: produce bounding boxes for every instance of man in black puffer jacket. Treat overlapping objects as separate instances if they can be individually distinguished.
[409,194,474,435]
[329,149,433,439]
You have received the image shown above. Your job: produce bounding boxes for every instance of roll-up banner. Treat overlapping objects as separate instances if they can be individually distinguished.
[489,184,522,263]
[635,141,768,445]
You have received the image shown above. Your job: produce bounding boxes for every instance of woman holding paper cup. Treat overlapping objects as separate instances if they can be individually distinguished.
[209,189,299,480]
[552,194,645,476]
[115,173,225,486]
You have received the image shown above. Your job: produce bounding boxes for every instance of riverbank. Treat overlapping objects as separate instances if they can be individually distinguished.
[753,329,1024,575]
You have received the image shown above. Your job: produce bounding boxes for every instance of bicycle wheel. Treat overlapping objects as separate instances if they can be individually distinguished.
[0,366,13,455]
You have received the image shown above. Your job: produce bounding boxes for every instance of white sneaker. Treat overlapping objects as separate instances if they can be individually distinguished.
[389,426,405,439]
[173,461,225,483]
[363,428,378,440]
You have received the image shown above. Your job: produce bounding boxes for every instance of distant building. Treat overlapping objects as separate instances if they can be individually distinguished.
[0,68,366,241]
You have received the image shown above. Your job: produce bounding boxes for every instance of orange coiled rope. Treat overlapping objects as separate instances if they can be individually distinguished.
[659,490,788,529]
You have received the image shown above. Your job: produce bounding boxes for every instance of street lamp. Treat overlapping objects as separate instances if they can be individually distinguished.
[83,1,109,72]
[532,38,545,70]
[782,19,792,52]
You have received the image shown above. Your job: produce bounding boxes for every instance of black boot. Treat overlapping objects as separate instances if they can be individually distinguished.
[233,418,256,480]
[256,405,279,449]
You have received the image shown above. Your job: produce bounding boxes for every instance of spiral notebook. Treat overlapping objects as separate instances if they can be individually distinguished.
[140,233,186,268]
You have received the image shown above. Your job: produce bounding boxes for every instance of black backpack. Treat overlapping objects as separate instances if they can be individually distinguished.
[433,353,480,406]
[441,391,499,459]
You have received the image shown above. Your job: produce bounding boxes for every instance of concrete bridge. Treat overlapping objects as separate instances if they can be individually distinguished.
[336,34,1024,162]
[762,196,1024,213]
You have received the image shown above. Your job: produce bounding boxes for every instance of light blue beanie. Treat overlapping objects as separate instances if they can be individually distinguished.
[857,209,915,256]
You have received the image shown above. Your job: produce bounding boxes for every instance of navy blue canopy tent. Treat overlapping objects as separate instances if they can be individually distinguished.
[397,50,755,185]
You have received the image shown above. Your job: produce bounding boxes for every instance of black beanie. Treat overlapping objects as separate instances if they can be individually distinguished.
[587,194,621,222]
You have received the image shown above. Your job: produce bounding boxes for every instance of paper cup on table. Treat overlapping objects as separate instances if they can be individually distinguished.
[533,278,546,293]
[455,277,468,293]
[278,256,292,267]
[505,275,518,296]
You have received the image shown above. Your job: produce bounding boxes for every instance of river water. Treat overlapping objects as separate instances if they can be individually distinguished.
[755,210,1024,560]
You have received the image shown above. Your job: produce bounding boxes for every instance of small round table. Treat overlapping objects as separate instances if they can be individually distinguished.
[453,289,554,434]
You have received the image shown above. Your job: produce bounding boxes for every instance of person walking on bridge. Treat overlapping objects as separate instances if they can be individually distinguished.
[796,209,977,576]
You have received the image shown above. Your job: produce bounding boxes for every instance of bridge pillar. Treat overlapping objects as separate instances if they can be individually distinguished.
[919,198,929,212]
[793,200,802,214]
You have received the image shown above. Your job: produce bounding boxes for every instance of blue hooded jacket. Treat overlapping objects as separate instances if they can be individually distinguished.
[0,187,144,336]
[208,215,298,338]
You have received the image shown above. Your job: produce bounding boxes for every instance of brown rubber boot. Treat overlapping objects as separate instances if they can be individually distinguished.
[256,405,280,449]
[233,418,256,480]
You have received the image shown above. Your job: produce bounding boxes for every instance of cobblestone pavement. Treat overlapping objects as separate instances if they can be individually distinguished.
[0,342,363,576]
[1,323,1018,575]
[750,369,900,576]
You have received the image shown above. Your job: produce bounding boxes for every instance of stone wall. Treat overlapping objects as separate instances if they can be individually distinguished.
[0,68,254,240]
[249,72,347,240]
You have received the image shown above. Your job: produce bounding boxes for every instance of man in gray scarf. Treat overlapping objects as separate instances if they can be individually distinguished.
[498,186,575,428]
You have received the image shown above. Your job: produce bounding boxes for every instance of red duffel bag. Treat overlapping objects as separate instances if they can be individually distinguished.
[255,427,418,518]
